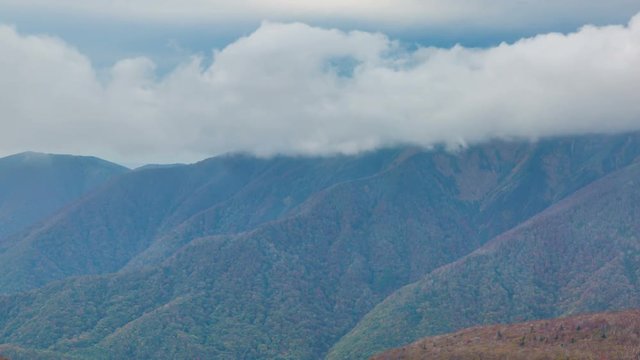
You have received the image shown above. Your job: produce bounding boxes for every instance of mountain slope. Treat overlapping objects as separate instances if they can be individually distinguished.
[0,152,128,240]
[329,160,640,359]
[372,310,640,360]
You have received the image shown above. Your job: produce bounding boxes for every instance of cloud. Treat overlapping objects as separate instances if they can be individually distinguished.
[1,15,640,165]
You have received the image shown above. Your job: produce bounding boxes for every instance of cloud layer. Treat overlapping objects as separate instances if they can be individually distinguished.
[2,0,639,30]
[1,15,640,165]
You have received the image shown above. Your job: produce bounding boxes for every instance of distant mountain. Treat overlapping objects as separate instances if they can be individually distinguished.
[0,134,640,359]
[329,159,640,359]
[372,310,640,360]
[0,152,128,240]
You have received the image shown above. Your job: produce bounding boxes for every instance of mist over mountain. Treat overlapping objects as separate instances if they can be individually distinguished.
[2,13,640,165]
[0,133,639,359]
[3,1,640,359]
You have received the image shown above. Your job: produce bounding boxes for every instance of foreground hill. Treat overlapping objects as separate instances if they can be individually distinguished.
[372,310,640,360]
[0,152,128,240]
[1,134,640,358]
[329,159,640,359]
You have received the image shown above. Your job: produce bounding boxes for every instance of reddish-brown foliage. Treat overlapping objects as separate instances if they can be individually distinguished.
[373,309,640,360]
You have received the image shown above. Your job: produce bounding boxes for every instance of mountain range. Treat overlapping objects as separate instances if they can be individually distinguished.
[0,133,639,359]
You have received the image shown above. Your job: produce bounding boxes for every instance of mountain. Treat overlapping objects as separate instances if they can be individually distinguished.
[372,309,640,360]
[0,152,128,240]
[329,158,640,359]
[0,134,640,359]
[0,150,410,293]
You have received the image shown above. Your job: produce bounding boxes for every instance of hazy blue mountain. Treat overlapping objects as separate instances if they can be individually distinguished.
[0,134,640,359]
[0,152,128,240]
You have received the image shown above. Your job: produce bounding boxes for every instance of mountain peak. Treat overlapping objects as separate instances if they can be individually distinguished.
[3,151,52,161]
[1,151,128,170]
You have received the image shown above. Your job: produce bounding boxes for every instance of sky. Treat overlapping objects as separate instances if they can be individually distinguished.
[1,1,640,166]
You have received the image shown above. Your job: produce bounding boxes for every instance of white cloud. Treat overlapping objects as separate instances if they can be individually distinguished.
[1,15,640,165]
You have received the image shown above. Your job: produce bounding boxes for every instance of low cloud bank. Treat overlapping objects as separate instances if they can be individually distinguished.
[1,15,639,164]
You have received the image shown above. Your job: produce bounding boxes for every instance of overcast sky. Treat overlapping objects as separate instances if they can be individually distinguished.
[1,1,640,166]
